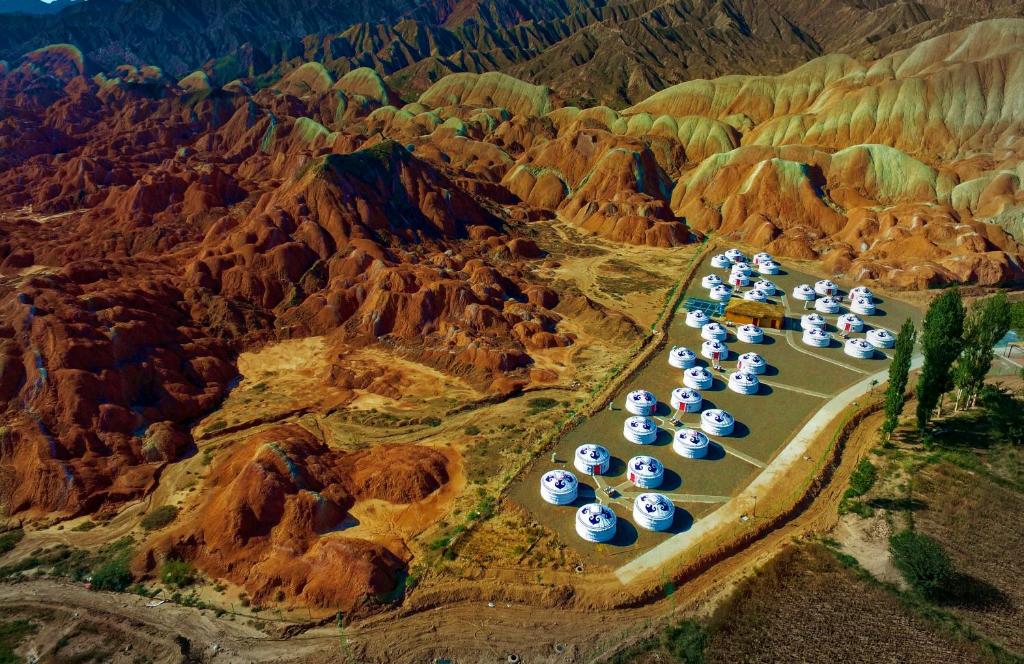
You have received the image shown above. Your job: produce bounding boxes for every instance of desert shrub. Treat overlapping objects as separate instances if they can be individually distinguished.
[660,619,707,663]
[88,537,135,592]
[0,529,24,554]
[141,505,179,531]
[463,425,480,436]
[526,397,558,412]
[160,559,195,588]
[889,530,957,600]
[0,619,38,664]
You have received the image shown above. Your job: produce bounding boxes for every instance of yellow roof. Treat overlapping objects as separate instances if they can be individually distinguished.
[725,299,785,319]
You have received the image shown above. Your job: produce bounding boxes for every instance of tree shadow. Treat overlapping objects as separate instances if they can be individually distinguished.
[867,497,927,512]
[941,574,1013,611]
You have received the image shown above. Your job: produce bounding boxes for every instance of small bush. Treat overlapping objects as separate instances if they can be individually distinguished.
[141,505,179,531]
[660,619,707,663]
[91,558,133,591]
[526,397,558,412]
[889,530,957,600]
[846,458,877,498]
[0,529,24,554]
[160,559,195,588]
[422,416,442,427]
[463,425,480,436]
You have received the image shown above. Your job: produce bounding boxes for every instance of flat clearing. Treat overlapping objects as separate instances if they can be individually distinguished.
[510,251,923,568]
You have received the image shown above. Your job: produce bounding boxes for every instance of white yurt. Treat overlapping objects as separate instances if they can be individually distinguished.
[725,248,747,263]
[673,428,710,459]
[668,346,697,369]
[729,272,751,288]
[731,262,753,276]
[701,274,723,289]
[849,286,874,302]
[800,313,826,330]
[814,279,839,297]
[711,253,732,269]
[758,260,781,275]
[701,339,729,360]
[736,352,766,374]
[540,469,579,505]
[701,409,736,436]
[701,322,728,341]
[815,296,841,314]
[844,338,875,359]
[728,371,760,395]
[633,493,676,531]
[683,366,714,390]
[851,296,876,315]
[743,288,768,302]
[802,327,831,348]
[623,416,658,445]
[627,455,664,489]
[866,328,895,349]
[670,387,703,413]
[709,284,732,302]
[685,309,709,328]
[575,503,617,543]
[736,323,764,343]
[752,252,772,266]
[625,389,657,416]
[574,444,610,476]
[836,313,864,333]
[792,284,816,301]
[753,279,776,295]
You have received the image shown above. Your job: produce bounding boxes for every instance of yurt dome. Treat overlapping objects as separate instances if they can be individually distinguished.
[815,296,841,314]
[668,346,697,369]
[752,252,772,266]
[731,262,753,276]
[736,352,766,374]
[802,327,831,348]
[701,274,723,289]
[753,279,776,294]
[701,322,728,341]
[729,272,751,288]
[710,284,732,302]
[575,503,617,543]
[574,444,610,475]
[701,409,735,436]
[701,339,729,360]
[759,260,781,275]
[627,456,664,489]
[711,253,732,269]
[673,428,710,459]
[814,279,838,296]
[625,389,657,415]
[837,313,864,333]
[728,371,760,395]
[866,328,895,349]
[851,297,876,315]
[792,284,816,301]
[633,493,675,532]
[744,288,768,302]
[623,416,658,445]
[725,248,747,263]
[686,309,709,328]
[736,324,764,343]
[670,387,703,413]
[684,366,713,390]
[540,469,578,505]
[800,313,826,330]
[849,286,874,302]
[844,338,875,359]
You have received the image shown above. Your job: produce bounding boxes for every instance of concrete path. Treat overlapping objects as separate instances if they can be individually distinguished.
[614,354,923,584]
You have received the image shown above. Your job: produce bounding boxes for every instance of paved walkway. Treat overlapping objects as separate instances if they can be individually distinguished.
[614,353,924,584]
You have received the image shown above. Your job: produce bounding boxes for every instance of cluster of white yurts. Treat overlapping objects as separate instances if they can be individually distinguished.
[542,249,895,544]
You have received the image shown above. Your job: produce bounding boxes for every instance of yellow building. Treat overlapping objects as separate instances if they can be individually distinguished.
[724,300,786,329]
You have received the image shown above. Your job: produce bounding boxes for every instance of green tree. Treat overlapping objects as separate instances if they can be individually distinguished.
[889,530,957,600]
[882,318,916,439]
[916,289,964,430]
[953,292,1011,410]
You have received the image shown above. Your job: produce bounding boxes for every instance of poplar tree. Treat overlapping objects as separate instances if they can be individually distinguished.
[882,318,916,439]
[953,291,1011,410]
[916,289,964,430]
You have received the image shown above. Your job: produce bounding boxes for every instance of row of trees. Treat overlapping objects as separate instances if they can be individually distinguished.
[881,289,1012,437]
